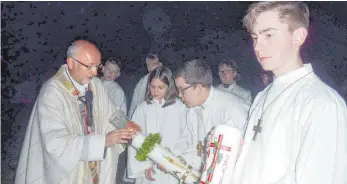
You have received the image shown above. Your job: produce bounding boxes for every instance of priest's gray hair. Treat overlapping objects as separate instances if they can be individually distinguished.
[175,59,213,87]
[66,41,78,58]
[145,66,177,107]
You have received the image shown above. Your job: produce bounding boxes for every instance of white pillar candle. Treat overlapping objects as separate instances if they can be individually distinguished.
[131,133,201,183]
[200,124,242,184]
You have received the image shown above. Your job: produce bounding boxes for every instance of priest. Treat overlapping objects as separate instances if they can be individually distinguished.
[15,40,135,184]
[174,59,250,172]
[232,2,347,184]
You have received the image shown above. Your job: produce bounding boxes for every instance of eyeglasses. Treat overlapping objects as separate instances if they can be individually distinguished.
[71,57,101,70]
[218,69,234,75]
[178,85,193,95]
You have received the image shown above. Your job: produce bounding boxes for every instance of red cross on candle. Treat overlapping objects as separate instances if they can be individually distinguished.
[204,134,232,183]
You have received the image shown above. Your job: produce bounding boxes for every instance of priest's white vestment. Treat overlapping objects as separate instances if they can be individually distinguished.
[217,82,252,105]
[127,99,188,184]
[102,80,127,115]
[129,74,149,117]
[232,64,347,184]
[15,65,123,184]
[178,87,250,171]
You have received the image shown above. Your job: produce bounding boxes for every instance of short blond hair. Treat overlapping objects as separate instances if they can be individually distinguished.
[243,1,310,33]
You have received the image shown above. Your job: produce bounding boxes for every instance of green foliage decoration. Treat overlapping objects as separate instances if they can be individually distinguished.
[135,133,162,161]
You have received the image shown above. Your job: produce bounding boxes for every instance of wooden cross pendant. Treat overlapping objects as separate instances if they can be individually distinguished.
[252,119,262,141]
[197,141,203,157]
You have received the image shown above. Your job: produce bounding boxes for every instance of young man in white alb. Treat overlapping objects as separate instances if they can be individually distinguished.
[174,59,250,172]
[233,2,347,184]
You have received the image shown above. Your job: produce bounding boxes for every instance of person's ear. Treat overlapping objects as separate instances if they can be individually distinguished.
[232,70,238,78]
[195,84,203,92]
[293,27,308,47]
[66,57,74,70]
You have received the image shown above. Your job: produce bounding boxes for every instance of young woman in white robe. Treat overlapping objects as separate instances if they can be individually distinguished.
[128,54,162,117]
[127,66,188,184]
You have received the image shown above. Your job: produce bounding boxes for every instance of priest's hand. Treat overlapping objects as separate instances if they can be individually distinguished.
[105,129,135,147]
[145,167,156,181]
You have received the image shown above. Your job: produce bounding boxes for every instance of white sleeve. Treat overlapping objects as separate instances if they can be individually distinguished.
[276,97,347,184]
[119,88,127,116]
[245,90,252,105]
[37,91,104,176]
[225,98,249,132]
[127,104,152,178]
[129,80,142,118]
[171,106,190,155]
[293,98,347,184]
[80,135,106,161]
[177,110,203,170]
[105,83,128,116]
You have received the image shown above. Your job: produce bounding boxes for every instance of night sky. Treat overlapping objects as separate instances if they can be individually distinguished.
[1,1,347,183]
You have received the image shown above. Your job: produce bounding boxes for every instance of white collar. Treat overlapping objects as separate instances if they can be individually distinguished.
[200,86,215,109]
[220,81,236,89]
[273,64,314,86]
[65,67,88,96]
[153,98,166,107]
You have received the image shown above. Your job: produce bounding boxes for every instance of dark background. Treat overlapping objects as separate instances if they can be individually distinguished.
[2,1,347,183]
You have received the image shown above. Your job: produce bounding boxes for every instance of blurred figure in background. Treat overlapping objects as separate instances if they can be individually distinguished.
[217,58,252,104]
[101,57,127,115]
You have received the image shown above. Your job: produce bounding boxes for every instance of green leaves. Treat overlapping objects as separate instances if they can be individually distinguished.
[135,133,162,162]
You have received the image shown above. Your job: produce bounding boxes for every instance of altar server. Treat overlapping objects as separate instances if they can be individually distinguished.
[101,57,127,114]
[127,66,188,184]
[217,59,252,104]
[233,2,347,184]
[174,59,250,171]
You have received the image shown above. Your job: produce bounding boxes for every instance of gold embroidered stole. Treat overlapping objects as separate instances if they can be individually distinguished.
[55,66,100,184]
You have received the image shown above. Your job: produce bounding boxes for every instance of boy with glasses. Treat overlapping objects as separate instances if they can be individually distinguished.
[217,59,252,104]
[173,59,250,171]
